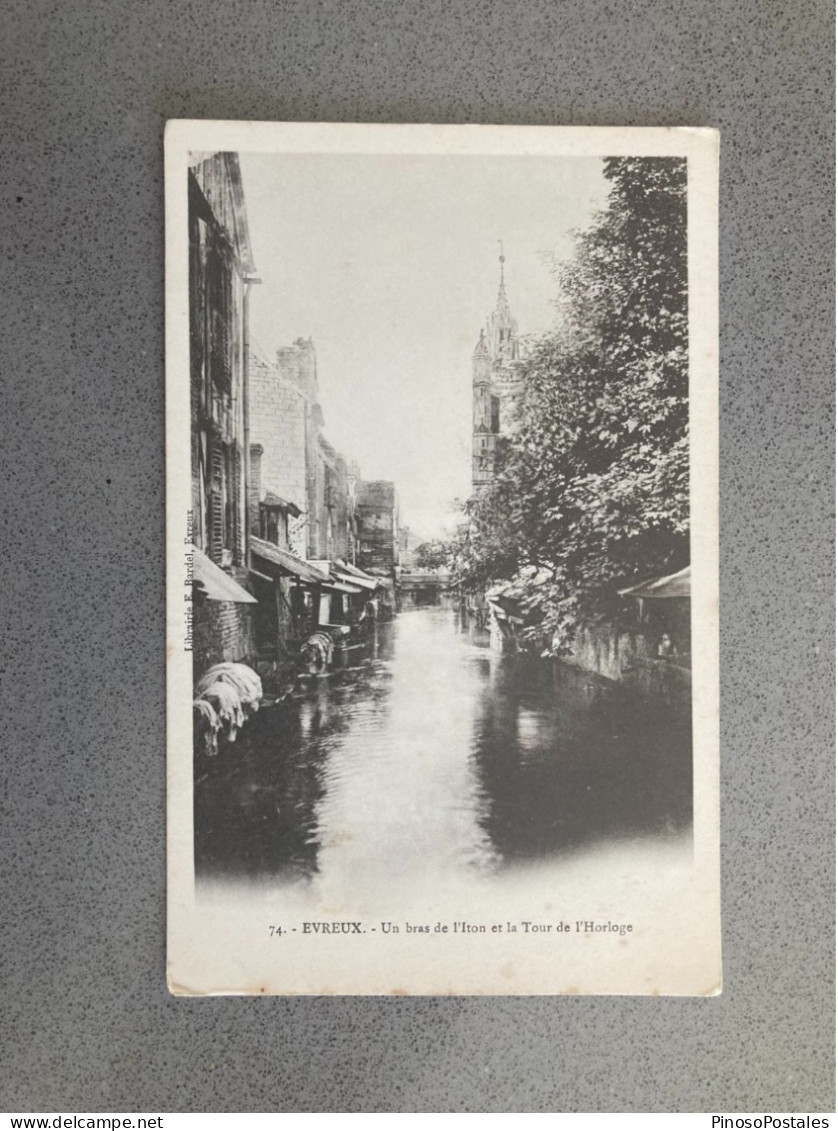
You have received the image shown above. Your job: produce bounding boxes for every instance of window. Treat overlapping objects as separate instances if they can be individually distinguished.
[209,444,226,564]
[208,441,240,565]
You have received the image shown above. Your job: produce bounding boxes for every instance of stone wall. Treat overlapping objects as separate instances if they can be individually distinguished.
[569,623,656,682]
[192,594,257,679]
[566,604,691,705]
[486,597,691,704]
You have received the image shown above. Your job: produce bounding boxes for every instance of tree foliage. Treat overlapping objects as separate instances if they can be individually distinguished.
[413,539,454,572]
[456,157,691,651]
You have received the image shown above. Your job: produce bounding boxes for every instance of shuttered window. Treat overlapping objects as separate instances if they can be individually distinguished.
[209,444,225,564]
[207,234,233,396]
[230,446,242,564]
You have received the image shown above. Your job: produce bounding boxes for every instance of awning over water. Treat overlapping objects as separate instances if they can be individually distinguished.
[333,559,380,590]
[321,579,364,595]
[309,558,380,591]
[250,537,329,585]
[193,547,257,604]
[618,565,691,600]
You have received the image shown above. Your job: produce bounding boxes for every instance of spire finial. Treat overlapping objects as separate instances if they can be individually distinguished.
[493,239,506,303]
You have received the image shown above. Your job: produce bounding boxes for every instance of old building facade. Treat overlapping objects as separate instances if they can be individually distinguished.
[248,336,378,663]
[249,341,309,556]
[250,337,357,565]
[188,153,408,682]
[355,481,400,576]
[188,152,260,671]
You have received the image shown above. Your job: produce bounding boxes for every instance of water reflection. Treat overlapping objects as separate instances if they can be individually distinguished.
[195,608,691,889]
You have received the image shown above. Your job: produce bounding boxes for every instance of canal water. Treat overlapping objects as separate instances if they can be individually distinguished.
[195,608,692,894]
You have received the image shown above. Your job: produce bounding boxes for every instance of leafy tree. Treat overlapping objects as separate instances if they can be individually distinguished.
[463,157,690,652]
[413,539,454,572]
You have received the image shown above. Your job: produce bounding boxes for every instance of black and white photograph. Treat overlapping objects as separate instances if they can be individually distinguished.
[166,122,720,996]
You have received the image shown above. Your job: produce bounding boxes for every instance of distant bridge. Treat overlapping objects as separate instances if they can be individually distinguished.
[398,571,451,608]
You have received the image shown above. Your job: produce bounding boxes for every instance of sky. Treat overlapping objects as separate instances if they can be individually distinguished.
[238,152,610,541]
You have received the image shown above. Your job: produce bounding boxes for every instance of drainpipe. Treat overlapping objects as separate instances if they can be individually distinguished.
[242,274,261,569]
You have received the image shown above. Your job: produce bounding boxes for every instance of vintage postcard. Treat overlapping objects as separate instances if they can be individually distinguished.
[166,121,720,995]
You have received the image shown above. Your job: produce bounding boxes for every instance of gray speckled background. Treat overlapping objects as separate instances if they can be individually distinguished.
[2,0,834,1113]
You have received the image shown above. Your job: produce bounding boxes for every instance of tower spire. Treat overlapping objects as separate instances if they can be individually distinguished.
[494,240,512,323]
[488,241,517,361]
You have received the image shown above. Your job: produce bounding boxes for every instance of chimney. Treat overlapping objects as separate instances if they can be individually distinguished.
[295,337,319,403]
[276,346,301,390]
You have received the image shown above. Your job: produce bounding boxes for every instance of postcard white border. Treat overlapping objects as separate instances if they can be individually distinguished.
[166,122,720,996]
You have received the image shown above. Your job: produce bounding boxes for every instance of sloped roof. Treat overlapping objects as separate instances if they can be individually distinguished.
[334,559,380,587]
[250,537,328,584]
[261,492,302,517]
[193,547,257,603]
[618,566,691,599]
